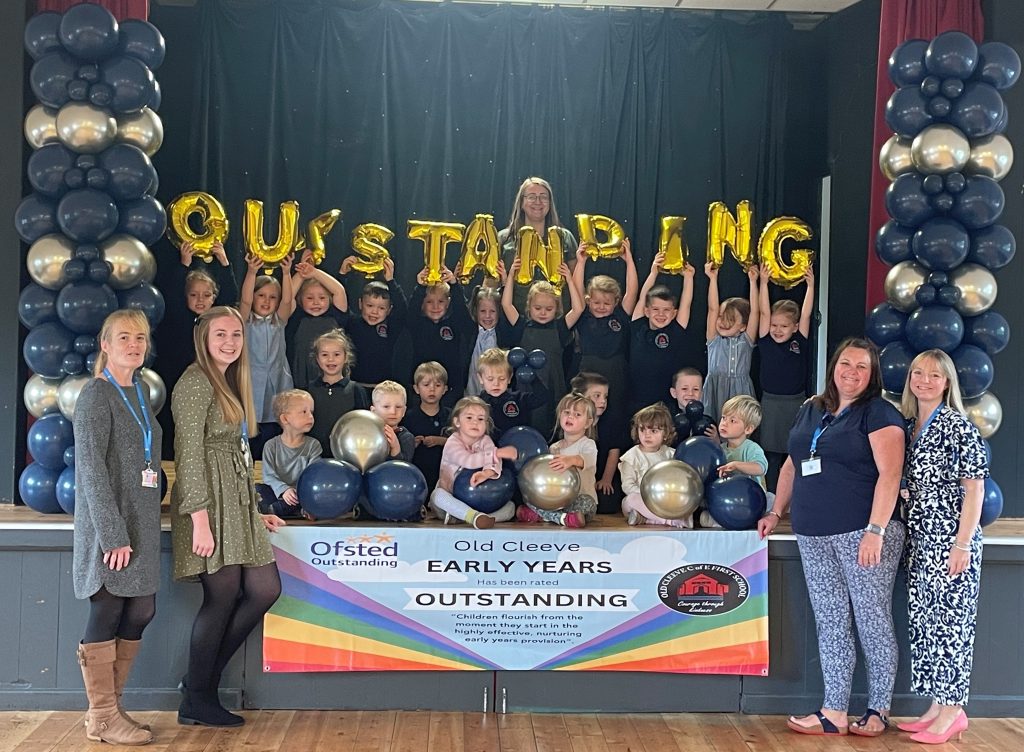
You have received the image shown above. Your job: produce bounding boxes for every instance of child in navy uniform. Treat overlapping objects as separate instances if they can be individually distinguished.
[670,367,718,442]
[570,372,626,514]
[409,267,475,406]
[403,361,451,490]
[285,261,349,389]
[339,256,407,390]
[476,347,550,440]
[307,329,369,456]
[371,380,416,461]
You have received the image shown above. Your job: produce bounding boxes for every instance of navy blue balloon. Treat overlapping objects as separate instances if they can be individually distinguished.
[29,51,78,109]
[498,426,549,471]
[885,86,933,137]
[73,334,97,356]
[296,459,361,520]
[62,352,85,376]
[886,174,935,226]
[866,303,908,347]
[19,462,63,514]
[56,466,76,515]
[980,477,1003,526]
[64,167,86,190]
[911,218,969,270]
[706,476,766,531]
[57,189,119,243]
[453,466,516,514]
[515,365,535,384]
[67,79,89,102]
[879,340,916,394]
[87,259,112,284]
[99,56,156,114]
[951,344,994,399]
[674,436,726,485]
[58,3,119,61]
[672,412,691,442]
[930,193,954,213]
[85,168,108,190]
[963,310,1010,355]
[684,400,706,421]
[28,414,75,471]
[875,221,914,265]
[63,445,76,468]
[116,196,166,246]
[18,284,58,329]
[75,244,100,262]
[889,39,929,86]
[950,81,1005,138]
[692,415,715,436]
[921,174,945,195]
[936,284,961,307]
[149,79,162,111]
[905,306,964,353]
[967,224,1015,270]
[982,439,992,465]
[993,105,1009,134]
[507,347,527,369]
[77,64,100,84]
[56,282,118,335]
[977,42,1021,91]
[85,350,99,374]
[950,176,1004,229]
[915,284,938,307]
[364,461,428,521]
[15,194,58,244]
[927,271,949,287]
[944,172,966,194]
[63,258,87,283]
[23,321,75,378]
[28,144,75,198]
[24,12,62,60]
[99,143,156,202]
[527,349,547,370]
[117,283,165,328]
[89,83,114,109]
[146,171,159,197]
[118,19,166,71]
[927,96,952,118]
[920,75,941,97]
[925,31,978,79]
[941,78,964,99]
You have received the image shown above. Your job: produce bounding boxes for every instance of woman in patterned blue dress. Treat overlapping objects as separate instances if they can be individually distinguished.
[898,349,987,745]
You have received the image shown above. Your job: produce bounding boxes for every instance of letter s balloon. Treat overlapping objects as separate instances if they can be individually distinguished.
[349,223,393,277]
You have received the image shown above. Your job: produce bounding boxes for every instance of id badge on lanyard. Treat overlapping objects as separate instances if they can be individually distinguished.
[802,407,849,477]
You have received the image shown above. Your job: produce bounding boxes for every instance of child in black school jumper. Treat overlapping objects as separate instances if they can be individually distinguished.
[403,361,451,491]
[476,347,550,440]
[285,261,349,389]
[307,329,369,456]
[409,266,475,407]
[339,256,407,390]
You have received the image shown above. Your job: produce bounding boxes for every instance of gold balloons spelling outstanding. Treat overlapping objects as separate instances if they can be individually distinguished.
[349,223,394,277]
[759,217,816,289]
[243,199,300,268]
[166,192,229,263]
[408,220,466,285]
[576,214,624,260]
[658,216,689,275]
[456,214,500,284]
[295,209,341,266]
[516,226,565,292]
[707,201,755,270]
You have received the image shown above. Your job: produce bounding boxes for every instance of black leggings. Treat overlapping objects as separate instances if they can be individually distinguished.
[84,588,156,643]
[187,563,281,693]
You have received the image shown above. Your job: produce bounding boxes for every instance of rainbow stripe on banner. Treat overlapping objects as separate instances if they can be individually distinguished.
[262,527,768,674]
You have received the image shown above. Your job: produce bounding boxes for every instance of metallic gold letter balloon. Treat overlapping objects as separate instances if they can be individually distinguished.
[166,192,229,263]
[408,220,466,285]
[244,199,300,269]
[349,223,393,277]
[575,214,625,260]
[658,216,689,275]
[295,209,341,266]
[706,201,755,270]
[516,226,565,292]
[758,217,816,289]
[456,213,500,283]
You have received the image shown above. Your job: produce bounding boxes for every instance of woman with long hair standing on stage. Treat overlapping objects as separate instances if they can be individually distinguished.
[897,349,987,744]
[73,310,161,745]
[171,306,285,727]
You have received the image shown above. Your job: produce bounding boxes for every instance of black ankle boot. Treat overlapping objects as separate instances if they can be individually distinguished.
[177,689,244,727]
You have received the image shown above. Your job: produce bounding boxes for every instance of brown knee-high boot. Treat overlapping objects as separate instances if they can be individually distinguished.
[77,640,153,745]
[113,639,151,731]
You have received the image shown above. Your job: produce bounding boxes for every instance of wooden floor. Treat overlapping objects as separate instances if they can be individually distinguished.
[0,711,1019,752]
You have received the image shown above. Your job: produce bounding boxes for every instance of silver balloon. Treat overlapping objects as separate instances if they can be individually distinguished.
[330,409,389,472]
[56,103,117,154]
[879,135,914,180]
[24,104,59,149]
[518,454,580,511]
[884,260,928,313]
[24,374,62,419]
[640,459,703,520]
[965,391,1002,439]
[138,368,166,415]
[117,107,163,157]
[58,374,92,421]
[911,124,970,174]
[27,234,74,290]
[950,263,998,315]
[966,134,1014,181]
[101,234,157,290]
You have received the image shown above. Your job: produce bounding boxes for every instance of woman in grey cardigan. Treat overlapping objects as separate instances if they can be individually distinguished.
[73,310,162,746]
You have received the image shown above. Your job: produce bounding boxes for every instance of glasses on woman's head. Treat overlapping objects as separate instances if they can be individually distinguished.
[524,193,550,204]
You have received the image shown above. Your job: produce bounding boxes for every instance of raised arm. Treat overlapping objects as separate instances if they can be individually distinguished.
[799,267,815,338]
[677,263,695,329]
[745,265,760,343]
[297,261,348,312]
[571,242,588,303]
[621,238,639,315]
[704,262,719,342]
[502,257,521,326]
[562,262,586,330]
[238,253,262,320]
[277,253,296,321]
[757,264,772,338]
[633,251,665,322]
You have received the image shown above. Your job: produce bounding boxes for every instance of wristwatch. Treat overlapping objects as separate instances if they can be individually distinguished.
[864,523,886,537]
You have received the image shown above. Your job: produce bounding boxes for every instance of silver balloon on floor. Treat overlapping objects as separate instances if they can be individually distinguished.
[640,460,704,520]
[330,410,389,472]
[518,454,580,511]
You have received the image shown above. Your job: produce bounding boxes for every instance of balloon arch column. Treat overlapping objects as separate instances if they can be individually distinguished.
[16,4,167,513]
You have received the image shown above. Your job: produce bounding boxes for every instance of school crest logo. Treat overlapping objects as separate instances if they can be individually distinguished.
[376,323,389,337]
[658,564,749,616]
[608,319,622,332]
[789,340,801,354]
[440,326,454,341]
[503,402,520,418]
[654,333,670,349]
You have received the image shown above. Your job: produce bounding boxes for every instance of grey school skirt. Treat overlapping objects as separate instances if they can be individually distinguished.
[759,391,807,453]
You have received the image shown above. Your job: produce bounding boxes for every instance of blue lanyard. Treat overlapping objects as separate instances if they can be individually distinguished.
[103,369,153,467]
[913,404,943,446]
[809,406,850,457]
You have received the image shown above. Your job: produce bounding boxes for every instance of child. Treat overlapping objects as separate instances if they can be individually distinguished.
[705,395,769,528]
[516,392,598,528]
[619,403,688,528]
[669,367,718,442]
[465,284,503,397]
[757,265,814,489]
[629,251,697,413]
[408,266,476,406]
[404,361,451,490]
[339,256,407,389]
[179,240,237,322]
[307,329,369,456]
[429,396,519,528]
[476,347,550,440]
[502,257,585,432]
[241,252,296,458]
[702,262,760,420]
[256,389,322,518]
[570,371,626,514]
[371,380,415,461]
[285,261,349,390]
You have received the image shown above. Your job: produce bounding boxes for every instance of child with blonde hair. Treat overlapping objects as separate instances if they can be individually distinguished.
[465,285,503,397]
[619,404,689,527]
[256,389,321,518]
[404,361,451,489]
[285,261,349,390]
[409,267,475,406]
[704,394,769,528]
[371,380,415,461]
[476,347,550,439]
[702,262,760,420]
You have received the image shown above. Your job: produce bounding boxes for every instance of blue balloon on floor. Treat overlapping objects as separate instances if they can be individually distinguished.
[56,466,76,515]
[23,321,76,379]
[951,344,994,399]
[28,414,75,471]
[674,436,726,485]
[453,466,516,514]
[866,303,908,347]
[19,462,63,514]
[296,459,361,520]
[706,476,767,530]
[498,426,549,471]
[980,477,1003,527]
[364,461,427,521]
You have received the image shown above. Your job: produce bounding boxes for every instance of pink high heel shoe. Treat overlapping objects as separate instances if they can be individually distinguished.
[910,710,968,745]
[896,717,936,733]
